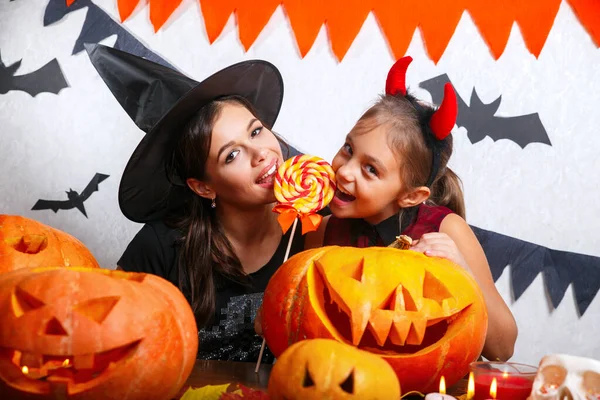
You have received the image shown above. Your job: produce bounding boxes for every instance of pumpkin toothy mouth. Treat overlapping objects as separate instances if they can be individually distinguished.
[0,340,141,395]
[307,256,472,356]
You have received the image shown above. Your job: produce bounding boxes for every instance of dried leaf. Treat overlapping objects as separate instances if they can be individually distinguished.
[181,384,237,400]
[219,385,270,399]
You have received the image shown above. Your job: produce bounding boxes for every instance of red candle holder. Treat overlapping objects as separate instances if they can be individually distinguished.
[470,361,537,400]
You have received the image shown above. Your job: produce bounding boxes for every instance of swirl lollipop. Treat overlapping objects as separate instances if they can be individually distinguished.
[256,155,335,373]
[272,155,336,235]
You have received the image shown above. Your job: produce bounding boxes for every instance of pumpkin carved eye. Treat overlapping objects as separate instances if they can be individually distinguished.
[339,369,354,394]
[422,271,452,306]
[9,234,48,254]
[74,296,120,324]
[302,365,315,387]
[12,287,45,318]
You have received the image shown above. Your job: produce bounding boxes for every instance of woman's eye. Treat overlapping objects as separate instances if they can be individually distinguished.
[342,143,352,155]
[225,150,239,163]
[251,127,263,137]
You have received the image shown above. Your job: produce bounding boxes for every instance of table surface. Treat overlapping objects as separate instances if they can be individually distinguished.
[176,360,468,398]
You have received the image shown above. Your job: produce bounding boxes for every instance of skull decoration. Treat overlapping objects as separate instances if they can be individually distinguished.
[0,215,99,273]
[262,246,488,394]
[529,354,600,400]
[268,338,401,399]
[0,266,198,400]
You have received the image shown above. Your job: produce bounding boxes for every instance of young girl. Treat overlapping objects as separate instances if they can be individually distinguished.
[306,56,517,362]
[88,44,303,363]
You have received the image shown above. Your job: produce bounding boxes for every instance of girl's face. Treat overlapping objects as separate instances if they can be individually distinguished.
[330,125,404,225]
[203,103,284,207]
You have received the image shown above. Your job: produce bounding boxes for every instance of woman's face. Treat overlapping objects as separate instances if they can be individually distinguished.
[204,102,284,207]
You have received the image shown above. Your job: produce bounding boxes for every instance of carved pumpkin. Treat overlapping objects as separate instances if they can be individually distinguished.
[0,266,198,400]
[262,246,488,394]
[268,338,400,399]
[0,215,99,273]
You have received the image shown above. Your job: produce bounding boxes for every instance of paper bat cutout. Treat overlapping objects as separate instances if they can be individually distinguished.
[44,0,175,70]
[471,225,600,316]
[32,173,109,218]
[0,50,69,97]
[419,74,551,148]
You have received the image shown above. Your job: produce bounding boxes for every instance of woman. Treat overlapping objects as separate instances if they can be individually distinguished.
[87,44,303,363]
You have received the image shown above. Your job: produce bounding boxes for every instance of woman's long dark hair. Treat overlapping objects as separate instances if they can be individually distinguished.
[165,95,288,327]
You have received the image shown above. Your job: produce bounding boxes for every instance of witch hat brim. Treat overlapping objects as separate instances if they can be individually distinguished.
[86,44,284,223]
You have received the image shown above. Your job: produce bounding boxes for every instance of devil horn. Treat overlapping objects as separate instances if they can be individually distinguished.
[429,83,458,140]
[385,56,413,96]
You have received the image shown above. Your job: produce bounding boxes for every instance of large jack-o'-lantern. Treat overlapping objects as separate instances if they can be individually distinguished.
[0,266,198,400]
[268,338,401,400]
[262,246,488,394]
[0,215,99,273]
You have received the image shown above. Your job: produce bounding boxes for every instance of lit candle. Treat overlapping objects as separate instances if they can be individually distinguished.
[424,376,458,400]
[466,372,475,400]
[490,377,498,399]
[472,368,534,400]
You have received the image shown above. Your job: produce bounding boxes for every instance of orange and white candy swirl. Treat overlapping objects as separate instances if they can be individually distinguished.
[273,155,336,234]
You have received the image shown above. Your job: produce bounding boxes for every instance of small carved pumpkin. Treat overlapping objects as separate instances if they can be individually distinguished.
[268,339,400,399]
[0,266,198,400]
[262,246,488,394]
[0,215,99,273]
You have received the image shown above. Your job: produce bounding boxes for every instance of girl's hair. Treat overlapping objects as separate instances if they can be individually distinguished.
[165,95,288,327]
[352,94,466,219]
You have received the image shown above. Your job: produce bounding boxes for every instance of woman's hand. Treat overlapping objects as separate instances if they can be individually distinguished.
[410,232,471,273]
[254,305,263,336]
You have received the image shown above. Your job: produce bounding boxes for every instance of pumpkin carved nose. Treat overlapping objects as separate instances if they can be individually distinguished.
[45,318,68,336]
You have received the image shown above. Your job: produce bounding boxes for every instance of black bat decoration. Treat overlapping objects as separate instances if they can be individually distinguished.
[32,173,109,218]
[419,74,551,148]
[44,0,176,70]
[0,50,69,97]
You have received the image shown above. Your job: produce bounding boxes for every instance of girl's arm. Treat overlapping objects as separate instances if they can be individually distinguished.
[413,214,518,361]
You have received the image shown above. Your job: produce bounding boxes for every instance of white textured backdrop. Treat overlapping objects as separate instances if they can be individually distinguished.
[0,0,598,366]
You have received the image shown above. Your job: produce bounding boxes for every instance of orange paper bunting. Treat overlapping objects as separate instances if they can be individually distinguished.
[70,0,600,62]
[568,0,600,47]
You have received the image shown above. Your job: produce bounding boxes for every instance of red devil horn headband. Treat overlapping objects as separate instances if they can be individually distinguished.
[385,57,458,141]
[429,83,458,140]
[386,56,412,96]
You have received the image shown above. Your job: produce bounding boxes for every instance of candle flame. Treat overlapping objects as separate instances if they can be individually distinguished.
[439,376,446,394]
[21,366,29,375]
[467,372,475,399]
[62,359,70,367]
[502,370,509,378]
[490,377,498,399]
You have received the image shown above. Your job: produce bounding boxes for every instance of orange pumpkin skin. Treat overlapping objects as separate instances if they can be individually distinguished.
[0,267,198,400]
[262,246,488,394]
[0,215,99,273]
[268,339,401,400]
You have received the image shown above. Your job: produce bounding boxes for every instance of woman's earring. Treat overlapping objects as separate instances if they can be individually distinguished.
[211,197,216,208]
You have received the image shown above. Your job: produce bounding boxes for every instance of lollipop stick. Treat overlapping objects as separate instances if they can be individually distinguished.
[255,218,299,373]
[282,218,298,262]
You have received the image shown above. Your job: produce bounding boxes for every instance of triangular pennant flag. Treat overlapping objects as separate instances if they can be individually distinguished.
[237,0,280,51]
[283,0,325,57]
[150,0,183,32]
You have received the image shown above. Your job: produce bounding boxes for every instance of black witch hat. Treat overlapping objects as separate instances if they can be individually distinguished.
[85,44,284,223]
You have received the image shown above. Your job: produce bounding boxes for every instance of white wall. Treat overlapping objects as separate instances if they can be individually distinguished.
[0,0,598,366]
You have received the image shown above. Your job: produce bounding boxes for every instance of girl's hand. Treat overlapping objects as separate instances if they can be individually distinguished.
[254,305,263,336]
[410,232,471,273]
